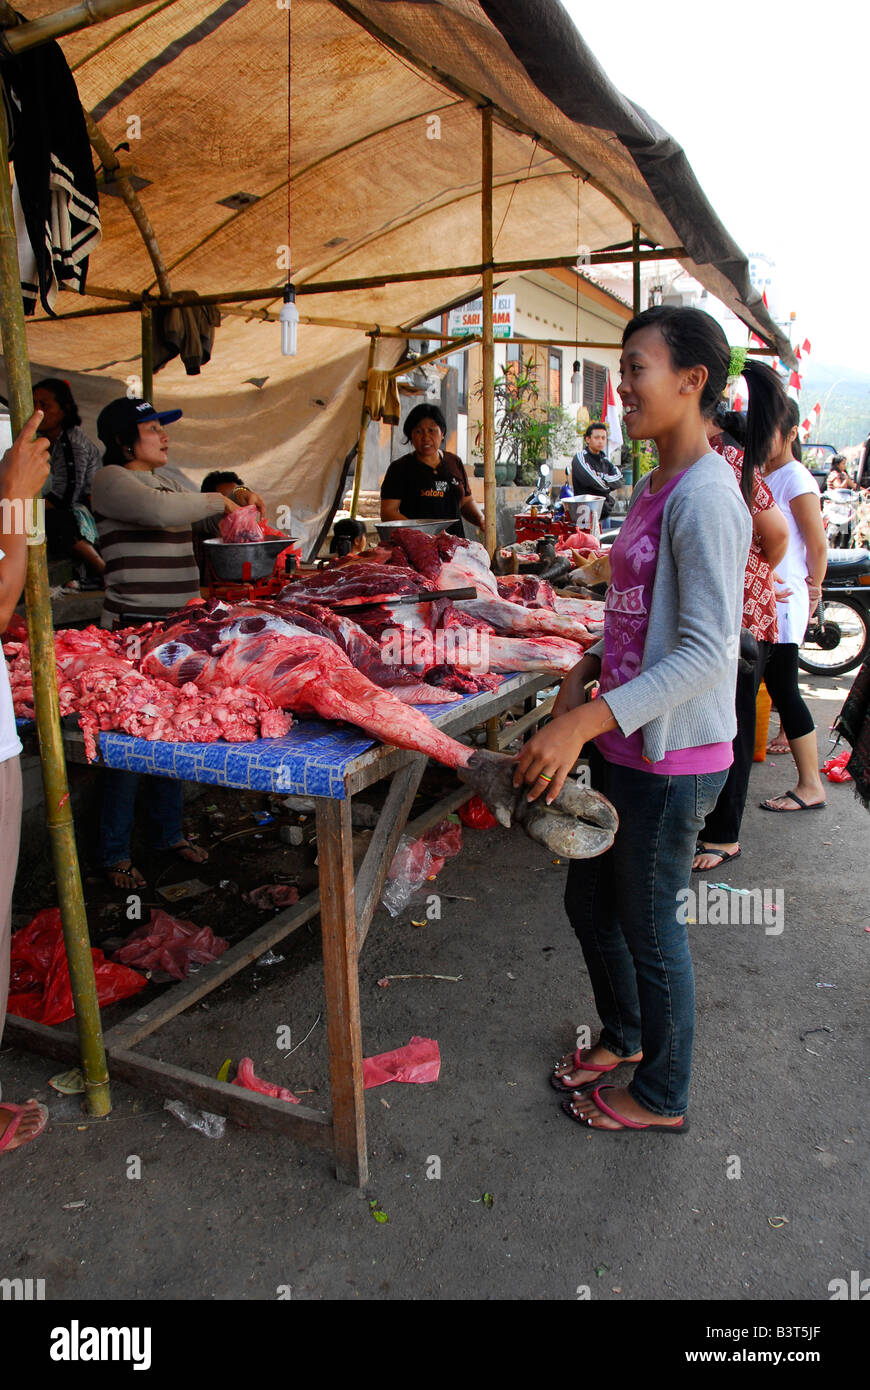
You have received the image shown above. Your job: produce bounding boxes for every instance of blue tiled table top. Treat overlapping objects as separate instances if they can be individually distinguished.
[47,676,537,799]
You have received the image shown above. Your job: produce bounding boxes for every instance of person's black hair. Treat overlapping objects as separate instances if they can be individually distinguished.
[713,399,747,449]
[101,420,140,467]
[34,377,81,430]
[202,470,244,492]
[585,422,607,438]
[403,403,447,443]
[623,308,788,507]
[830,453,846,467]
[330,517,366,557]
[784,399,802,462]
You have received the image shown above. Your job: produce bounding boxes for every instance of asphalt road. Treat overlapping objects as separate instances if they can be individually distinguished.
[1,672,867,1305]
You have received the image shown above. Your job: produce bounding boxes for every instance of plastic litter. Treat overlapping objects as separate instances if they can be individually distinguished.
[164,1099,226,1138]
[218,504,287,543]
[362,1035,441,1089]
[48,1068,85,1095]
[111,910,228,982]
[457,795,498,830]
[255,950,285,967]
[821,749,853,783]
[243,884,300,910]
[381,821,462,917]
[232,1057,300,1104]
[8,909,146,1025]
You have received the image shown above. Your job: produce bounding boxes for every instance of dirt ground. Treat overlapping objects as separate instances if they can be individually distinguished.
[1,674,868,1310]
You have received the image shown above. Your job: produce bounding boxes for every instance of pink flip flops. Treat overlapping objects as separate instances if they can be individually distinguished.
[0,1101,49,1153]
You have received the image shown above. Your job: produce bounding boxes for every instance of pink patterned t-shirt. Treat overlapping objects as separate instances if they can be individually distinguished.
[595,471,733,775]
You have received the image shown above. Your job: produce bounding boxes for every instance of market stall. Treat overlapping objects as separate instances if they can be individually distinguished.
[7,670,556,1184]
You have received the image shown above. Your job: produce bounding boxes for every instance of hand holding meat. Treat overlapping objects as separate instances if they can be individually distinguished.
[514,698,617,804]
[1,410,50,500]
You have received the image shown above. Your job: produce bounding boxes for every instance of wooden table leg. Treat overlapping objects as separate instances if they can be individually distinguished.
[316,797,368,1186]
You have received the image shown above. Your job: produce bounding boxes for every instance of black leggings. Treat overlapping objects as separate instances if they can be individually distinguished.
[763,642,815,741]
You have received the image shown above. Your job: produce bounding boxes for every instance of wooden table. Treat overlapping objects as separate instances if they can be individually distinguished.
[9,673,556,1185]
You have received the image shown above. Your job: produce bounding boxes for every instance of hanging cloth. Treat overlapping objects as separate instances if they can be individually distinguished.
[364,368,401,425]
[2,15,101,315]
[152,302,222,375]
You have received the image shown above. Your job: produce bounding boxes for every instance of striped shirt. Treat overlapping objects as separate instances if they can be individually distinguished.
[90,464,225,628]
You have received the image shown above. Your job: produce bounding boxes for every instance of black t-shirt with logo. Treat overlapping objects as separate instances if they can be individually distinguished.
[380,451,471,521]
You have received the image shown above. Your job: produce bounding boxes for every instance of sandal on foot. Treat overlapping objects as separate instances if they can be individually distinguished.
[692,845,741,873]
[103,861,146,890]
[561,1085,688,1134]
[164,839,208,864]
[0,1101,49,1153]
[549,1047,641,1094]
[766,739,791,755]
[760,791,826,813]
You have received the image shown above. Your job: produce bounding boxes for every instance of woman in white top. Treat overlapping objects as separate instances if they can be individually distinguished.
[760,402,828,812]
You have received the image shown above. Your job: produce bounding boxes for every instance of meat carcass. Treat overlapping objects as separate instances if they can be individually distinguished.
[386,529,595,645]
[139,601,619,859]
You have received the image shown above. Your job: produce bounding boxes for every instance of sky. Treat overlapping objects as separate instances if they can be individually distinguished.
[562,0,870,374]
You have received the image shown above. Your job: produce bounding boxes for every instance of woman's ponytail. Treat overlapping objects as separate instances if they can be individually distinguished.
[739,360,790,507]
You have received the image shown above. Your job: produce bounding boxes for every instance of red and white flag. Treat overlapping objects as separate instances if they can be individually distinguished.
[795,345,802,360]
[749,330,766,348]
[802,338,812,355]
[812,402,821,417]
[603,370,622,447]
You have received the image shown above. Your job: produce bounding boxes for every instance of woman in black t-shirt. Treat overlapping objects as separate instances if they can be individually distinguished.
[380,404,484,533]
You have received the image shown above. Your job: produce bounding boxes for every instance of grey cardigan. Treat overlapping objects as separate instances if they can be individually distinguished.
[591,451,751,765]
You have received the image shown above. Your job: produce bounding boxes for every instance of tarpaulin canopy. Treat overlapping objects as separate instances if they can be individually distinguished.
[4,0,792,553]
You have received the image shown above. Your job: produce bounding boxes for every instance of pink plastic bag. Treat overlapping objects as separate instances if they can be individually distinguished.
[219,505,267,543]
[243,884,300,910]
[232,1056,299,1104]
[111,910,228,982]
[363,1036,441,1089]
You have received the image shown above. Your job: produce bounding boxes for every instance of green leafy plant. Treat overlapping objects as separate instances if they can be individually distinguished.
[471,362,581,485]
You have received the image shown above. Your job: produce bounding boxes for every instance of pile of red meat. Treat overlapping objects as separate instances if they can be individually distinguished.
[5,622,291,761]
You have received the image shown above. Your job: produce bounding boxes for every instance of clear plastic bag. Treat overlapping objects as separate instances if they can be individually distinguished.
[164,1098,226,1138]
[381,820,462,917]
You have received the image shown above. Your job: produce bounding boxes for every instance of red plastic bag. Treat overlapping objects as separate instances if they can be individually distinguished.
[822,749,853,783]
[219,505,267,543]
[111,910,228,982]
[363,1036,441,1089]
[232,1057,299,1104]
[458,795,498,830]
[8,909,147,1025]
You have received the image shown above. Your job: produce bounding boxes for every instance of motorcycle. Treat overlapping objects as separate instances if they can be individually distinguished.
[524,461,553,512]
[822,488,859,549]
[798,547,870,677]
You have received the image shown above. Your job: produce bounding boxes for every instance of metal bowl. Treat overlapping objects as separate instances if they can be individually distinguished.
[374,519,455,542]
[202,537,295,580]
[562,494,606,523]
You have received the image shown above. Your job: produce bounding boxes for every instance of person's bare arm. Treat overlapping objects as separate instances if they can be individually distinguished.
[790,492,828,616]
[0,411,51,630]
[754,502,789,570]
[381,497,405,522]
[460,495,485,529]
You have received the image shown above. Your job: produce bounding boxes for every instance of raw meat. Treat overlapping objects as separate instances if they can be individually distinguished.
[140,601,474,770]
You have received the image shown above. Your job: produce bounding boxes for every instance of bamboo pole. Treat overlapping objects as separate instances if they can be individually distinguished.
[481,106,499,754]
[349,336,377,521]
[384,336,472,378]
[631,222,641,488]
[140,306,153,401]
[0,0,156,53]
[84,113,172,299]
[0,95,110,1117]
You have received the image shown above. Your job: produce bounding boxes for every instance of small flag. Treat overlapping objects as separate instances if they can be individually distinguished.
[812,402,821,416]
[802,338,812,354]
[603,370,621,446]
[749,330,766,348]
[788,370,802,390]
[795,346,802,360]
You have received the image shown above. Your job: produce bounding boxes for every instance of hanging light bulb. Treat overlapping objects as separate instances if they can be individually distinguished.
[280,283,299,357]
[570,359,582,405]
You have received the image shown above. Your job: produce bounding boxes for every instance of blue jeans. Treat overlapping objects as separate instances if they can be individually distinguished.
[564,749,727,1117]
[99,770,185,868]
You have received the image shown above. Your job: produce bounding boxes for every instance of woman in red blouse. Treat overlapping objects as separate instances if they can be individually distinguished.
[693,393,789,871]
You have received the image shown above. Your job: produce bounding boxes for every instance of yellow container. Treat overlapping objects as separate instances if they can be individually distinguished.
[754,683,772,762]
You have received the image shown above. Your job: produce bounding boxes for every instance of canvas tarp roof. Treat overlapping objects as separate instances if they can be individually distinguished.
[3,0,792,554]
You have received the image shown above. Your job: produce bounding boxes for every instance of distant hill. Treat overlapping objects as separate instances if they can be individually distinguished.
[799,364,870,448]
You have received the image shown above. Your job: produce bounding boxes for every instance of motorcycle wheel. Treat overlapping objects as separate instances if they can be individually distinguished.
[798,596,870,677]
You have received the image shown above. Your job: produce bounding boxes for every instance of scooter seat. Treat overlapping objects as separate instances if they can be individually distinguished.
[826,548,870,579]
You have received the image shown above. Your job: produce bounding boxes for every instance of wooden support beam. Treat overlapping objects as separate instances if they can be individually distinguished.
[349,335,376,521]
[0,0,156,53]
[316,799,367,1186]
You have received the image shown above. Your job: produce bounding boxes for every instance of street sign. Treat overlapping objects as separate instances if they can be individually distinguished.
[447,294,514,339]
